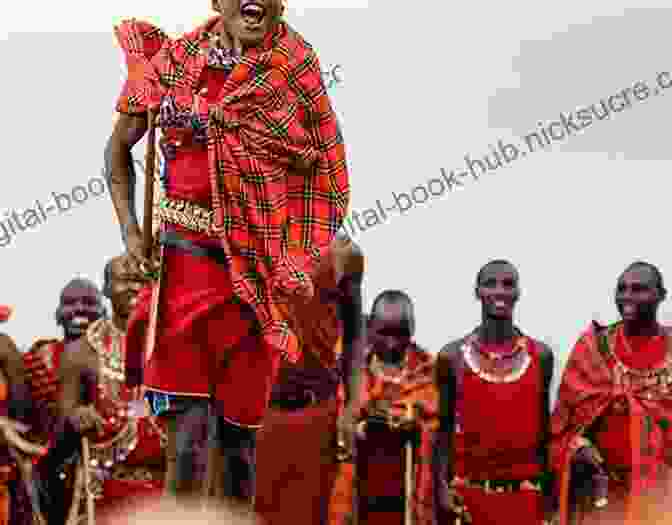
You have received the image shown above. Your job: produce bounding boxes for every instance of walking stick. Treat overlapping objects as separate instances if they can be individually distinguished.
[404,403,415,525]
[142,108,162,371]
[143,108,157,261]
[82,436,95,525]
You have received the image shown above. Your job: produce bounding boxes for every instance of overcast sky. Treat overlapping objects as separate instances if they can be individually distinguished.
[2,1,672,399]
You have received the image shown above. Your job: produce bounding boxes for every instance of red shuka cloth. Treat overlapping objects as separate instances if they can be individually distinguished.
[114,16,349,364]
[551,322,672,525]
[255,247,344,525]
[124,64,282,427]
[451,341,544,525]
[329,346,437,525]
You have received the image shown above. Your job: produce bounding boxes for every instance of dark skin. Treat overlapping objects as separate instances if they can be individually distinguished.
[105,0,282,277]
[107,255,145,331]
[615,264,666,337]
[367,300,414,366]
[0,334,48,482]
[56,280,105,342]
[434,262,554,522]
[357,293,418,439]
[58,257,146,435]
[49,280,106,434]
[575,264,669,468]
[474,261,520,343]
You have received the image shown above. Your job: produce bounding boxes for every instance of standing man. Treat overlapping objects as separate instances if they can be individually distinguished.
[551,261,672,524]
[60,256,167,523]
[0,308,47,525]
[330,290,438,525]
[433,260,555,525]
[23,278,108,524]
[252,232,364,525]
[106,0,349,510]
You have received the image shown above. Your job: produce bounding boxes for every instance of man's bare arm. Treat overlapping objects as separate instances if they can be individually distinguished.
[0,333,32,423]
[104,113,148,251]
[337,240,365,405]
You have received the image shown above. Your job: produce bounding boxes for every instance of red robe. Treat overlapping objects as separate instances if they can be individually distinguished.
[23,326,165,524]
[255,246,349,525]
[115,17,349,413]
[432,334,553,525]
[329,345,438,525]
[551,322,672,525]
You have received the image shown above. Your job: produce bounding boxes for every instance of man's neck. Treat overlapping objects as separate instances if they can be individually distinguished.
[479,318,516,344]
[623,319,660,338]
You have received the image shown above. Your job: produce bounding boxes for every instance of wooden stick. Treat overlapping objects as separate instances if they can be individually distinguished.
[82,436,95,525]
[405,403,414,525]
[143,109,157,260]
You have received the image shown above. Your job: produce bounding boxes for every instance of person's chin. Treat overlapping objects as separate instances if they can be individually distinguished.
[487,309,513,320]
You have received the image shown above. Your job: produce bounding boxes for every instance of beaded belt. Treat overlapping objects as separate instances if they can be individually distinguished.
[157,196,214,233]
[450,474,546,493]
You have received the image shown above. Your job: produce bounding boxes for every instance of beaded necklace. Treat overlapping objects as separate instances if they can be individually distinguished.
[461,331,532,384]
[606,324,672,396]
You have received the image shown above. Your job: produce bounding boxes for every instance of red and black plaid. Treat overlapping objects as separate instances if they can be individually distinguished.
[114,17,349,362]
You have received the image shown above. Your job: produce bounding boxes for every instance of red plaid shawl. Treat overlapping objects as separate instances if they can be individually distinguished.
[551,322,672,525]
[114,17,349,362]
[357,345,438,525]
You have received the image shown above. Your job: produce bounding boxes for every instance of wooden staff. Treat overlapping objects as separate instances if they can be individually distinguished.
[404,402,415,525]
[82,436,95,525]
[143,109,157,261]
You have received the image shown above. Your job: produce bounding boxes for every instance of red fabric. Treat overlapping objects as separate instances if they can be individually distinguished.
[255,398,339,525]
[594,331,666,470]
[550,322,672,525]
[456,487,543,525]
[23,340,64,404]
[350,346,438,525]
[454,342,543,480]
[123,66,283,425]
[114,17,349,364]
[127,263,281,427]
[0,306,11,322]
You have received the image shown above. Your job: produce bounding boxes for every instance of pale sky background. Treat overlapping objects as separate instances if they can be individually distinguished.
[2,1,672,400]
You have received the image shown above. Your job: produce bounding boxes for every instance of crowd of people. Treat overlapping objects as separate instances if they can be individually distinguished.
[1,1,670,524]
[0,256,670,525]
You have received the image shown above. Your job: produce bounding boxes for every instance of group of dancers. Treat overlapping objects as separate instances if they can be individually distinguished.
[0,1,669,524]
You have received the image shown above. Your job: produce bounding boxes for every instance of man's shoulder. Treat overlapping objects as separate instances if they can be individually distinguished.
[27,337,62,355]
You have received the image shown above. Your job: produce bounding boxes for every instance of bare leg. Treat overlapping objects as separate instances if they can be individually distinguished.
[206,414,256,515]
[163,398,210,504]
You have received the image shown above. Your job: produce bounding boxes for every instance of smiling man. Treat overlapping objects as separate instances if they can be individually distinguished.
[551,261,672,525]
[22,278,107,525]
[433,260,555,525]
[107,0,348,512]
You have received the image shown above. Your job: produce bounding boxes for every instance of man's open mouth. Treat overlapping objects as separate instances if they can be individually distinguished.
[240,1,267,25]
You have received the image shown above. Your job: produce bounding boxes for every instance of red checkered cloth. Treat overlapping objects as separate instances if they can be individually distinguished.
[551,322,672,525]
[114,17,349,362]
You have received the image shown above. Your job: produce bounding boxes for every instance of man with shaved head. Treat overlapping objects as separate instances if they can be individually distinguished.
[22,277,108,524]
[330,290,437,525]
[69,255,166,524]
[433,260,555,525]
[551,261,672,524]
